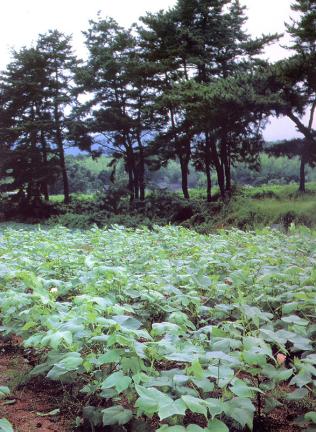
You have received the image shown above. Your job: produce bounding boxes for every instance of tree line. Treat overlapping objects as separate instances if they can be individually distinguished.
[0,0,316,204]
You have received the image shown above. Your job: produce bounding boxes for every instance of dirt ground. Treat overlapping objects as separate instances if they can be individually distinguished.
[0,337,72,432]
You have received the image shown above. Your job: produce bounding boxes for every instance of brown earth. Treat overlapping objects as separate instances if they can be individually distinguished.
[0,337,73,432]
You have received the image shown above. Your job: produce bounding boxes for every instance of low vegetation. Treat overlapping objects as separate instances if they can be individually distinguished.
[0,225,315,431]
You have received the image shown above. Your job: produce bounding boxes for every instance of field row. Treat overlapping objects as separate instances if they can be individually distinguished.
[0,225,315,431]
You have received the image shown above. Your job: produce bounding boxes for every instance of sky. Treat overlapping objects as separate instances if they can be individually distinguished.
[0,0,301,140]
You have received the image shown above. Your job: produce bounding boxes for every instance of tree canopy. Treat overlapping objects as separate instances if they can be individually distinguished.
[0,0,315,203]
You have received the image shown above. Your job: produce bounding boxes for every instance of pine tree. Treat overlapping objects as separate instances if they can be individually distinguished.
[78,17,157,201]
[0,47,59,202]
[268,0,316,191]
[139,0,277,199]
[37,30,78,203]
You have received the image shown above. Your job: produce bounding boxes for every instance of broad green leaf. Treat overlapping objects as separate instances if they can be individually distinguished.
[41,330,73,350]
[158,399,186,421]
[287,388,309,401]
[101,371,132,393]
[263,397,283,414]
[0,387,10,400]
[102,405,133,426]
[188,359,205,379]
[281,315,309,326]
[290,370,313,388]
[186,426,205,432]
[192,378,214,393]
[207,419,229,432]
[135,385,185,420]
[230,380,263,398]
[0,419,13,432]
[261,365,293,382]
[305,412,316,424]
[205,398,225,418]
[47,352,83,380]
[224,397,255,429]
[97,349,121,365]
[112,315,142,330]
[181,395,208,417]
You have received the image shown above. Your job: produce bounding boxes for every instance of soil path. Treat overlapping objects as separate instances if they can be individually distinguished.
[0,337,72,432]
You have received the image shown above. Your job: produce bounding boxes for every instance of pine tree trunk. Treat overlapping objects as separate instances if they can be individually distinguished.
[40,131,49,201]
[180,156,190,200]
[127,165,134,202]
[206,164,212,202]
[207,134,225,198]
[204,139,212,202]
[138,142,145,201]
[224,158,232,193]
[54,105,70,203]
[126,142,137,202]
[169,106,190,200]
[42,181,49,202]
[126,155,135,202]
[59,145,70,203]
[299,156,306,192]
[221,138,232,193]
[133,172,140,200]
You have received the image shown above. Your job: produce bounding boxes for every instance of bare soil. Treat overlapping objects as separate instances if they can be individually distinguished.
[0,337,72,432]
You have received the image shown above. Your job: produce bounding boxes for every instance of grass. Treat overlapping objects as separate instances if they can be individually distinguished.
[181,182,316,231]
[49,193,96,203]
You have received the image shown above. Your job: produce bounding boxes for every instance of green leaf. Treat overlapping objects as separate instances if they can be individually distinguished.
[97,349,121,365]
[224,397,255,429]
[204,351,240,365]
[0,387,10,400]
[152,322,182,336]
[47,352,83,380]
[188,359,205,379]
[135,385,185,420]
[102,405,133,426]
[181,395,208,417]
[205,398,225,418]
[82,406,103,427]
[101,371,132,393]
[0,419,13,432]
[192,378,214,393]
[290,370,312,388]
[261,364,293,382]
[158,398,186,421]
[305,412,316,424]
[230,380,263,398]
[41,330,73,349]
[207,419,229,432]
[287,388,309,401]
[264,397,283,414]
[281,315,309,326]
[113,315,142,330]
[186,425,205,432]
[243,351,267,367]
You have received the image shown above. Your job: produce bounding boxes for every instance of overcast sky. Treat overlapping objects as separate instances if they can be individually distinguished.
[0,0,300,140]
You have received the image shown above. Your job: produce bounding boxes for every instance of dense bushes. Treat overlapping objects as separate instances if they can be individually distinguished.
[1,182,316,232]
